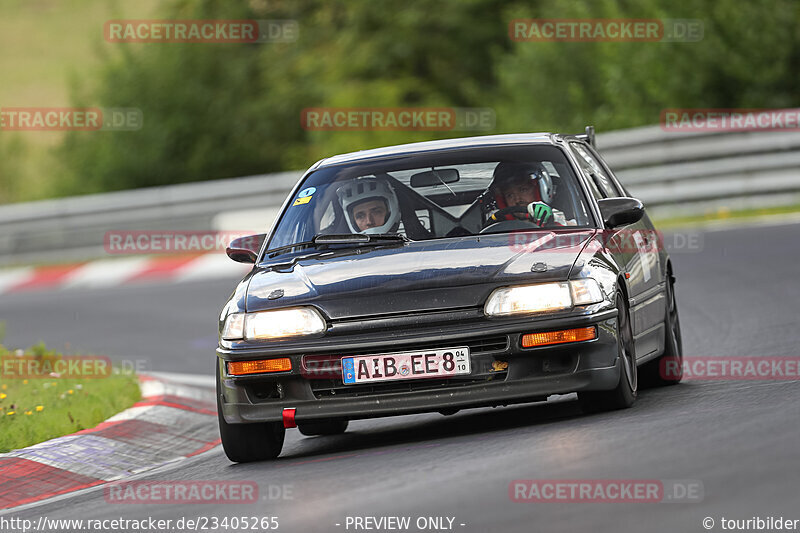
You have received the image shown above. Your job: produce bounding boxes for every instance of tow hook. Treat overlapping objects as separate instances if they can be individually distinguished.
[282,408,297,428]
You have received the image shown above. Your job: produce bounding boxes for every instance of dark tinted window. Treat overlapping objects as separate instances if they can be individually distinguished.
[267,145,596,255]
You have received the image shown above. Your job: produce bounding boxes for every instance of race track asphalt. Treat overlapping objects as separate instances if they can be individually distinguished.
[3,222,800,532]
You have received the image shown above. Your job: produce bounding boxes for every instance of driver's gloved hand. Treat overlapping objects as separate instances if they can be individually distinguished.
[527,201,553,226]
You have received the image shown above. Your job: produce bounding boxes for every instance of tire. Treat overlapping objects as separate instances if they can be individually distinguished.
[640,270,683,387]
[217,369,285,463]
[298,419,349,436]
[579,291,637,413]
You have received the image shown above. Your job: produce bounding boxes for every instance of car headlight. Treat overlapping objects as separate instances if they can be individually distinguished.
[570,279,604,306]
[484,279,604,317]
[221,312,245,340]
[247,307,326,340]
[221,307,326,340]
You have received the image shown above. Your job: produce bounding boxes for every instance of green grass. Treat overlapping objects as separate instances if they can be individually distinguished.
[0,0,161,203]
[0,340,141,453]
[653,203,800,230]
[0,0,161,109]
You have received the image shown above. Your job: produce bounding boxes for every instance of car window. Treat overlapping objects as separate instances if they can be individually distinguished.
[582,169,604,201]
[266,145,596,255]
[570,142,621,198]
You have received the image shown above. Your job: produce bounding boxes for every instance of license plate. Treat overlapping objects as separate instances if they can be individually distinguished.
[341,347,471,385]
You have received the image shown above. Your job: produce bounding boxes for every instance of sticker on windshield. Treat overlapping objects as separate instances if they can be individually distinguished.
[293,186,316,206]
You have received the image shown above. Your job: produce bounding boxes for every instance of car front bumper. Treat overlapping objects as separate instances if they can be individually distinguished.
[217,308,621,425]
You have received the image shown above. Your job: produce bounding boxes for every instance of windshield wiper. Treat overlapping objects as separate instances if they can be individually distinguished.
[264,240,317,259]
[264,233,408,262]
[262,234,408,272]
[312,233,408,245]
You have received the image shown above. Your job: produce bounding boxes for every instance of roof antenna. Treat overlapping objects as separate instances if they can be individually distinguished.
[585,125,596,147]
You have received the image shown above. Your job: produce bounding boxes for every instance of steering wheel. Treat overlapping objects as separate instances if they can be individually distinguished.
[482,206,543,229]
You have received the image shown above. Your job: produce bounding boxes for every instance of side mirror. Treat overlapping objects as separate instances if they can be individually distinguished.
[226,234,266,264]
[597,197,644,229]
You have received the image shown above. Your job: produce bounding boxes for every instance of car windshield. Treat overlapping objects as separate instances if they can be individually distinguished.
[265,145,595,257]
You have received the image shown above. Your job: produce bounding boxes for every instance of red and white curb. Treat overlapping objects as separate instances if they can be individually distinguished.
[0,253,251,295]
[0,373,219,510]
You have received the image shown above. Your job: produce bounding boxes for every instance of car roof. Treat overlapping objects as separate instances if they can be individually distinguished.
[316,133,564,168]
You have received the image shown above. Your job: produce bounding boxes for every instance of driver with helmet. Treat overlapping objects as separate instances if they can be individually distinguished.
[336,176,402,234]
[486,161,572,227]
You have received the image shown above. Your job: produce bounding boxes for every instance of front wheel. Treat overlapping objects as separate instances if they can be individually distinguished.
[578,291,637,413]
[217,369,285,463]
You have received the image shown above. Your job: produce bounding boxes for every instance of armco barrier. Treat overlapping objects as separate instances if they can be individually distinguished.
[0,171,302,266]
[598,126,800,213]
[1,126,799,266]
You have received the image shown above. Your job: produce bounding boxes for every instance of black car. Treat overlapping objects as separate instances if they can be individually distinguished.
[216,127,683,462]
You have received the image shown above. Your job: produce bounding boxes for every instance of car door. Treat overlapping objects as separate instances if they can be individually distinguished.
[569,141,664,359]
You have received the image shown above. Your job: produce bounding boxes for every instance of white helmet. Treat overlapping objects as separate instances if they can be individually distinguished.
[336,177,402,234]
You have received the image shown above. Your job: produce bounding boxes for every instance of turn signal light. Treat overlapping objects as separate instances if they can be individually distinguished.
[521,326,597,348]
[227,358,292,376]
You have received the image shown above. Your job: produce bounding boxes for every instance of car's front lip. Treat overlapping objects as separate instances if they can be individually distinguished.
[227,364,621,424]
[216,307,620,424]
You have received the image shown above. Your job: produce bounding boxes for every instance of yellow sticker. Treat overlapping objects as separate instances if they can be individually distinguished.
[293,196,312,206]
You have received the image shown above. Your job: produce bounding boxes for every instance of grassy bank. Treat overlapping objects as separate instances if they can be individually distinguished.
[0,340,141,452]
[0,0,160,204]
[653,204,800,230]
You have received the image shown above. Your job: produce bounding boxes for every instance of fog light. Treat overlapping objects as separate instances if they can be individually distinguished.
[521,326,597,348]
[227,358,292,376]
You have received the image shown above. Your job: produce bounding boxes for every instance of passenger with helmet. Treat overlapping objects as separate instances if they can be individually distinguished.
[485,161,572,227]
[336,176,403,234]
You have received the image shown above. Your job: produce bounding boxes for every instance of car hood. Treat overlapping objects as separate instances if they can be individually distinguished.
[246,230,595,320]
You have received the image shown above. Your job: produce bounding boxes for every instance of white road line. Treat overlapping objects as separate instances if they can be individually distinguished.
[0,266,34,294]
[145,371,215,387]
[174,253,251,282]
[139,379,168,398]
[60,257,151,289]
[104,405,156,422]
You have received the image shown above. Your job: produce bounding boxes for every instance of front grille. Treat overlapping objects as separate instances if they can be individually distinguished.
[305,334,507,361]
[304,334,509,399]
[311,375,505,399]
[465,335,510,354]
